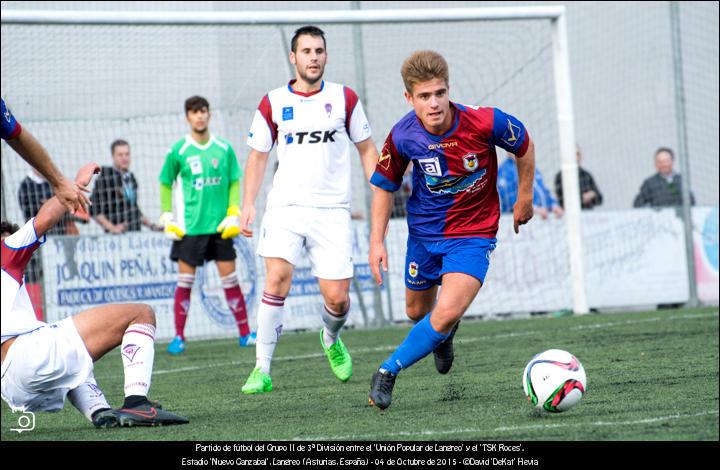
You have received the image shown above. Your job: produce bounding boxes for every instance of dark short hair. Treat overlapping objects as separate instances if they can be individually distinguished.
[655,147,675,160]
[1,220,19,236]
[111,139,129,154]
[185,96,210,114]
[291,25,326,53]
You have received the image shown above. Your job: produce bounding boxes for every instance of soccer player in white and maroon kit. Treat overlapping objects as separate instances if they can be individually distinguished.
[1,162,188,428]
[240,26,379,394]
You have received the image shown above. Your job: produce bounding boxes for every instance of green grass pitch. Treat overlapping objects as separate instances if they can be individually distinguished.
[2,307,717,441]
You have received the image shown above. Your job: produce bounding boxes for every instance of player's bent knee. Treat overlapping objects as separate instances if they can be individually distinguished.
[133,304,156,326]
[430,307,463,332]
[406,303,427,321]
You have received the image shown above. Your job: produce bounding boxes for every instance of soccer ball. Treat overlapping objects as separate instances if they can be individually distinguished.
[522,349,587,412]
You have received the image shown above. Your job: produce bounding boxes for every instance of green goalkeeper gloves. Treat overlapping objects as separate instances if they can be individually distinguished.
[216,205,241,240]
[159,212,185,241]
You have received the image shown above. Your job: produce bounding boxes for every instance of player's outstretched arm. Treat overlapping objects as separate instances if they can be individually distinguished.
[34,163,100,238]
[241,148,270,237]
[369,186,393,285]
[513,140,536,233]
[6,129,91,214]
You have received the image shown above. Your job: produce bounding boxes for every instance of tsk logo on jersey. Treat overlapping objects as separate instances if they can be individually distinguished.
[282,106,294,121]
[408,261,419,278]
[284,130,337,144]
[418,157,442,176]
[463,153,478,171]
[501,119,522,149]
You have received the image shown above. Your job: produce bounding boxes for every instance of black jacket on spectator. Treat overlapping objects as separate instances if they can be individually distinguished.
[633,173,695,208]
[554,167,603,210]
[18,176,69,236]
[90,166,144,232]
[18,176,75,283]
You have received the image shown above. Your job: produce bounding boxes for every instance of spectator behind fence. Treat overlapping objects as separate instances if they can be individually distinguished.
[18,169,89,320]
[90,139,161,234]
[633,147,695,208]
[554,144,603,210]
[19,169,76,237]
[498,153,564,220]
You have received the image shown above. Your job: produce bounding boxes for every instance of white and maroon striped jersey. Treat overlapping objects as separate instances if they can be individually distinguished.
[1,219,47,343]
[247,80,372,209]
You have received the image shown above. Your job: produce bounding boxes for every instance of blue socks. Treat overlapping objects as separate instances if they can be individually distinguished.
[380,314,450,375]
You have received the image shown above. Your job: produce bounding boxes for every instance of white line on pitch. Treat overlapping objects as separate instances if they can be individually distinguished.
[493,410,719,432]
[291,410,719,440]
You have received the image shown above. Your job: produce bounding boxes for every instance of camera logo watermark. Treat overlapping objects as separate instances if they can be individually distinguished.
[10,410,35,433]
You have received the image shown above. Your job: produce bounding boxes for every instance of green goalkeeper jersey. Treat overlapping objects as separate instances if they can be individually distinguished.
[159,134,241,236]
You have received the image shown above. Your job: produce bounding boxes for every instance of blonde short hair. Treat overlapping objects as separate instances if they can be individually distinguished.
[401,50,449,94]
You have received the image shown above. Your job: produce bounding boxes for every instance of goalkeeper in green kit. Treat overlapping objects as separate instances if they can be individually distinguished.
[159,96,256,355]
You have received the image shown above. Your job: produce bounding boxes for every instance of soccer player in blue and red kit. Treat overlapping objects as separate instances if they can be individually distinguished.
[367,51,536,409]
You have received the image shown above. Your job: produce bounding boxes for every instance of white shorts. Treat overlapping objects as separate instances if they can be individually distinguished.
[257,205,354,280]
[1,317,93,412]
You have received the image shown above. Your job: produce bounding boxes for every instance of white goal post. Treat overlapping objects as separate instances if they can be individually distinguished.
[1,6,589,316]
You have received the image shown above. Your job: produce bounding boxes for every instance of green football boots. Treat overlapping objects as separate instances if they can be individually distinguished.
[241,366,273,394]
[320,330,353,382]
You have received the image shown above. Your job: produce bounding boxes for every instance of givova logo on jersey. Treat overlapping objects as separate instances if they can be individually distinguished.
[284,130,337,144]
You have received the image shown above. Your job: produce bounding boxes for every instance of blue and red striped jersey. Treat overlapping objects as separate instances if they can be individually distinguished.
[371,102,531,240]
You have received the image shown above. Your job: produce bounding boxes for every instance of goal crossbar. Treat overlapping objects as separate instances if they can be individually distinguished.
[1,7,566,25]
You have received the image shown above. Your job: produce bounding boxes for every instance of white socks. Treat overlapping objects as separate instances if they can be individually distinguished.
[68,371,111,422]
[255,292,285,374]
[121,323,156,397]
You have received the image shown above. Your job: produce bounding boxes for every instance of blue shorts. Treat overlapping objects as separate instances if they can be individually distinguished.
[404,236,497,290]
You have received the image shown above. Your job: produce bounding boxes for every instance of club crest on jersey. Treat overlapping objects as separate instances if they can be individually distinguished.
[418,157,442,176]
[408,261,419,278]
[211,158,219,169]
[501,119,521,149]
[325,103,332,118]
[282,106,294,121]
[463,153,478,171]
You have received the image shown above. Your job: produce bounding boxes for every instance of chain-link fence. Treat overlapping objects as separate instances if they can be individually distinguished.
[1,1,717,341]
